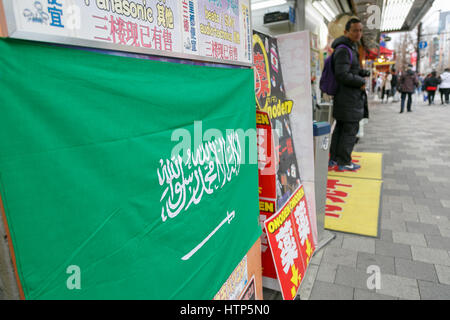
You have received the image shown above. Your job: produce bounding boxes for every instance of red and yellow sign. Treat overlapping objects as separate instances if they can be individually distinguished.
[264,186,315,300]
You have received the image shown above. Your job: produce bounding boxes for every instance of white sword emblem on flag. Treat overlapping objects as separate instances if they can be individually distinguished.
[181,210,236,261]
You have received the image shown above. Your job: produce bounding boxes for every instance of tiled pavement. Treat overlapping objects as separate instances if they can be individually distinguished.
[264,95,450,300]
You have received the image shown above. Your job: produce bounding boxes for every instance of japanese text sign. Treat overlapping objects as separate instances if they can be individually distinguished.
[2,0,252,66]
[264,185,315,300]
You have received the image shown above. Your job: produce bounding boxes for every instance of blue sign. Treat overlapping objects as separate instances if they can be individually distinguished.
[419,41,428,49]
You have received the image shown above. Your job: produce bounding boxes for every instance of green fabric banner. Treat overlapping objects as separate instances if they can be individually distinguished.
[0,39,260,299]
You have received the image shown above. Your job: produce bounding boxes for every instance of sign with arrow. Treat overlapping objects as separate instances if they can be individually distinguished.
[419,41,428,49]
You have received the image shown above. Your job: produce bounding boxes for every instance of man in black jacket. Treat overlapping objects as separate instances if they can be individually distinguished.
[329,18,368,171]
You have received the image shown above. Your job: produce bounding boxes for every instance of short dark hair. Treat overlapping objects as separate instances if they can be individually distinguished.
[345,18,361,31]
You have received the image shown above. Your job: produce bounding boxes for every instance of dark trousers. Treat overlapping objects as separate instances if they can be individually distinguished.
[330,121,360,166]
[440,88,450,104]
[428,90,436,104]
[400,92,413,112]
[382,89,391,101]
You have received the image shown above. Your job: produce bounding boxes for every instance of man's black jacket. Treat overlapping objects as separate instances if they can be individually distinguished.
[332,36,366,122]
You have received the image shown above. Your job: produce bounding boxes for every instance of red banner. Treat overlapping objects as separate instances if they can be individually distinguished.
[264,185,315,300]
[257,110,278,279]
[256,110,276,199]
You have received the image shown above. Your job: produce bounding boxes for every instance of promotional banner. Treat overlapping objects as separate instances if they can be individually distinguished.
[3,0,252,65]
[256,110,276,200]
[264,185,315,300]
[256,110,277,279]
[253,30,301,210]
[0,38,260,299]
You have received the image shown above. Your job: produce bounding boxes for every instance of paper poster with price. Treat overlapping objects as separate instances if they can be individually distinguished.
[264,185,315,300]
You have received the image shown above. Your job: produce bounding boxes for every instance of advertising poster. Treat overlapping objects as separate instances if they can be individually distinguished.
[13,0,182,52]
[181,0,199,55]
[256,110,276,200]
[253,30,301,210]
[3,0,252,65]
[239,275,256,300]
[256,110,277,280]
[214,256,248,300]
[264,185,315,300]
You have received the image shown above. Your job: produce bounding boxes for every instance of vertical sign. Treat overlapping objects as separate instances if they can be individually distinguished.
[256,110,278,280]
[253,30,301,212]
[264,185,315,300]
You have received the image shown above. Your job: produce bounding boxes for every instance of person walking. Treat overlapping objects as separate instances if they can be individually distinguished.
[391,68,398,102]
[439,68,450,105]
[422,73,431,103]
[398,64,418,113]
[328,18,369,171]
[381,71,392,103]
[424,71,440,105]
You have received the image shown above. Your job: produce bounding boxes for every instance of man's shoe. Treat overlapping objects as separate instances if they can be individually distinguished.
[328,160,337,168]
[338,162,361,171]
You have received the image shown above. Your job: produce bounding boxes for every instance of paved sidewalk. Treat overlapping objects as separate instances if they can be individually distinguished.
[265,96,450,300]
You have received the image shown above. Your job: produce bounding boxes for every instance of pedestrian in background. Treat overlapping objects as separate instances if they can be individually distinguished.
[439,68,450,105]
[424,71,440,105]
[422,73,431,102]
[391,68,398,102]
[398,64,418,113]
[381,71,392,103]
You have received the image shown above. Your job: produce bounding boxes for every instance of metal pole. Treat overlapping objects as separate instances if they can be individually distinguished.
[417,22,422,73]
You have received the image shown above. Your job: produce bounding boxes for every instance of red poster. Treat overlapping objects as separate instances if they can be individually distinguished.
[256,110,276,199]
[264,185,315,300]
[256,110,278,279]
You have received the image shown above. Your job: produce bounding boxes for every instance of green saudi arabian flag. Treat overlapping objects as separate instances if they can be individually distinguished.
[0,38,260,299]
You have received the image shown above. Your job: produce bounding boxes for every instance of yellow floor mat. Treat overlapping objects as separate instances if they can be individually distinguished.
[325,152,383,237]
[328,152,383,180]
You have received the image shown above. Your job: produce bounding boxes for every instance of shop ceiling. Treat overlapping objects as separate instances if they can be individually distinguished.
[251,0,435,49]
[351,0,434,49]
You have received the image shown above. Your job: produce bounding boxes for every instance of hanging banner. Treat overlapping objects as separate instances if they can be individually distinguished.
[1,0,252,66]
[264,185,315,300]
[0,38,260,299]
[253,30,301,210]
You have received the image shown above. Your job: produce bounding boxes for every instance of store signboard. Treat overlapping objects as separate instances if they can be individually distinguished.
[264,185,315,300]
[1,0,252,66]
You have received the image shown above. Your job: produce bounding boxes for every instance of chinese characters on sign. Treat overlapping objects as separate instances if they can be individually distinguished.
[264,186,315,300]
[10,0,252,65]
